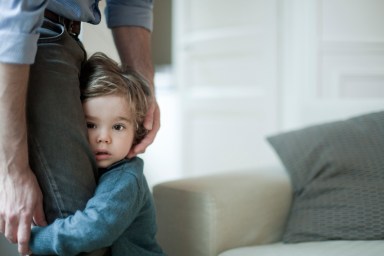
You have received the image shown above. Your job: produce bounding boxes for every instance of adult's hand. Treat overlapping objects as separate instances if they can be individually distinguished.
[128,99,161,158]
[0,168,46,255]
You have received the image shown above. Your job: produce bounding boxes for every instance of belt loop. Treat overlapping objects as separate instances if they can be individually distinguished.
[44,10,81,37]
[68,21,76,37]
[58,15,65,25]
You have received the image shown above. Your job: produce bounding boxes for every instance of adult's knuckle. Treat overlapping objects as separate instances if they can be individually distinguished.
[20,209,33,219]
[6,212,18,224]
[18,236,29,246]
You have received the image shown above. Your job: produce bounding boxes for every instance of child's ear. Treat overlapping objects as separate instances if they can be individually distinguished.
[133,123,148,146]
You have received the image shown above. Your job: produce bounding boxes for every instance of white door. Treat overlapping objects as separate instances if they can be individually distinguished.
[281,0,384,130]
[174,0,281,176]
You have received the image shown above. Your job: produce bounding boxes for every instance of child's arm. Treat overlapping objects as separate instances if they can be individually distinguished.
[29,160,143,255]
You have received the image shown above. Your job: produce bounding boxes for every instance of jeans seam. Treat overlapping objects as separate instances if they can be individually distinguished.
[31,136,64,219]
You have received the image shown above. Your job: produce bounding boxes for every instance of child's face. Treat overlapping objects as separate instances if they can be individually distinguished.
[82,94,135,168]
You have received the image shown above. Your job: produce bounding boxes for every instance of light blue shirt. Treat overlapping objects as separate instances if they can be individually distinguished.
[0,0,153,64]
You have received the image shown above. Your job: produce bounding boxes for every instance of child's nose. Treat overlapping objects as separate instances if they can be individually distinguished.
[97,131,111,143]
[97,137,110,143]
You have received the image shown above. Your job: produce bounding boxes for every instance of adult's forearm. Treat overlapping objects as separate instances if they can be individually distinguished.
[0,63,47,256]
[112,26,154,88]
[0,63,30,171]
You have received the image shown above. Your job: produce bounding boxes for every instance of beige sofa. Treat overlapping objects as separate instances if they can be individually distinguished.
[153,167,384,256]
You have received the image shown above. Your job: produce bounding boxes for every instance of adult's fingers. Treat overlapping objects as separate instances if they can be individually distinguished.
[33,202,47,227]
[4,214,18,244]
[143,99,156,130]
[128,103,160,158]
[128,126,157,157]
[17,216,32,255]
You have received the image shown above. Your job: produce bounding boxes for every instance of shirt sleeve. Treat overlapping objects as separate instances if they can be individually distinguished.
[29,169,143,256]
[0,1,48,64]
[105,0,153,31]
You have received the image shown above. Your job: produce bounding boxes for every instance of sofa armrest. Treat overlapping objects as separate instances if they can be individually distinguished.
[153,168,292,256]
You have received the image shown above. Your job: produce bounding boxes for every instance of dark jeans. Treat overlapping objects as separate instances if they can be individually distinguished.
[27,18,109,256]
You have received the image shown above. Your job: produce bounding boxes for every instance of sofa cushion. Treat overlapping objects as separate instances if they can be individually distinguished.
[219,241,384,256]
[267,111,384,242]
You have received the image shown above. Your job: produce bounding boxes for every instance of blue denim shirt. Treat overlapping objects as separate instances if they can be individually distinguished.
[0,0,153,64]
[29,157,165,256]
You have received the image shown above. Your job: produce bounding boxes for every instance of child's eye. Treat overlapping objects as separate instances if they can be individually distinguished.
[113,124,125,131]
[87,122,96,129]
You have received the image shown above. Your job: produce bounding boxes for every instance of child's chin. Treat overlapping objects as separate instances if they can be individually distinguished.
[97,161,111,169]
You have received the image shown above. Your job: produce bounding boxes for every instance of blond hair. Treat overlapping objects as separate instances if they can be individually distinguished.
[80,52,151,145]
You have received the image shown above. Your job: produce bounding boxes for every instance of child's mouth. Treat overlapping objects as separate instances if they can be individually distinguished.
[95,151,111,160]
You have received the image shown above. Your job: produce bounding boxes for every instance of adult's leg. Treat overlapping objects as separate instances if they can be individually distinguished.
[27,19,109,256]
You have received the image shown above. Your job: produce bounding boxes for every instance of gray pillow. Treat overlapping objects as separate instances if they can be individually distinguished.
[267,111,384,242]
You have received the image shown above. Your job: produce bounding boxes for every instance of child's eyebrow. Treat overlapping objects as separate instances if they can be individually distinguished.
[116,116,133,123]
[84,114,98,120]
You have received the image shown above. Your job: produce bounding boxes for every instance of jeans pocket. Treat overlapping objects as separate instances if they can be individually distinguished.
[37,18,65,43]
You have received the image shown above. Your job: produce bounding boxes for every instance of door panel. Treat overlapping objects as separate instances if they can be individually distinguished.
[175,0,280,175]
[281,0,384,130]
